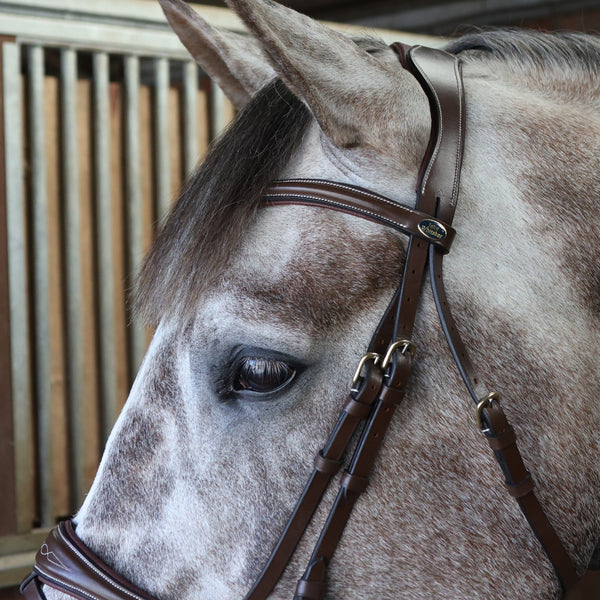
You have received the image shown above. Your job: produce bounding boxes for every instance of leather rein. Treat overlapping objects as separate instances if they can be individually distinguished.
[21,44,600,600]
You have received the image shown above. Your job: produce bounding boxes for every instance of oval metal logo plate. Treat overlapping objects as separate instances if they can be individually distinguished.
[418,219,447,241]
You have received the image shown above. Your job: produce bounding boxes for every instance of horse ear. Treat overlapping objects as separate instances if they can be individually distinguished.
[224,0,428,149]
[159,0,276,110]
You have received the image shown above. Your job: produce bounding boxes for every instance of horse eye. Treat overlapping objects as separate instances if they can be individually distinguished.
[234,357,296,394]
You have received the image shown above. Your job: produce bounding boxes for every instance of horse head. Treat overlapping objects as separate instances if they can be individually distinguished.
[31,0,600,598]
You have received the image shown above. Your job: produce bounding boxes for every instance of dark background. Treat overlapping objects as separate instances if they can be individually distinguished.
[195,0,600,34]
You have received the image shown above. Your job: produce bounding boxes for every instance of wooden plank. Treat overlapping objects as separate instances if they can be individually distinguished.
[139,79,154,349]
[0,35,17,537]
[0,0,245,33]
[0,2,256,58]
[153,57,171,223]
[209,78,236,141]
[197,75,210,164]
[75,75,101,502]
[108,79,130,415]
[0,552,36,587]
[124,55,145,376]
[0,1,436,51]
[167,81,182,202]
[209,80,228,141]
[60,47,89,510]
[182,61,198,177]
[139,80,154,254]
[0,529,50,588]
[28,45,55,527]
[93,52,119,442]
[43,71,69,522]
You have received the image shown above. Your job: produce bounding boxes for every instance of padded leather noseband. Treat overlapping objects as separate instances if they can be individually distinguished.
[21,44,600,600]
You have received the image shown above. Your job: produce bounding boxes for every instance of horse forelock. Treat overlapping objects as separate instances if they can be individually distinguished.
[134,78,311,325]
[135,37,393,328]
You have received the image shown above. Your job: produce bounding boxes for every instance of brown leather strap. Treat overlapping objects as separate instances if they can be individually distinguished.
[401,44,580,596]
[405,45,465,219]
[294,361,412,600]
[481,401,579,591]
[243,367,385,600]
[293,46,467,600]
[264,179,456,253]
[564,568,600,600]
[20,575,47,600]
[21,521,157,600]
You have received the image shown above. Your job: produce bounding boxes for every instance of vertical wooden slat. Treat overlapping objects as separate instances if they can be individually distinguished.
[209,79,235,141]
[168,83,182,200]
[44,71,69,521]
[109,80,129,414]
[0,36,19,536]
[60,47,88,508]
[197,76,210,163]
[93,52,118,442]
[28,45,55,526]
[154,57,171,223]
[124,55,145,376]
[183,60,198,177]
[139,76,154,348]
[76,70,101,504]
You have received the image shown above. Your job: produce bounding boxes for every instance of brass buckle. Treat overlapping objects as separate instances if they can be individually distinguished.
[381,340,417,370]
[351,352,383,391]
[475,391,501,432]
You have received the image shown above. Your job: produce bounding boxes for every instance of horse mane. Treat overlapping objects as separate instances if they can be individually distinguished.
[445,29,600,77]
[135,79,311,324]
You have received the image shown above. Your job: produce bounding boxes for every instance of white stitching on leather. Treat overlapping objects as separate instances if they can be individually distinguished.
[34,568,99,600]
[57,527,147,600]
[274,180,408,209]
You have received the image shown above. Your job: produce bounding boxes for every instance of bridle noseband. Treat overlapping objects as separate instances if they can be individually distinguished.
[21,44,600,600]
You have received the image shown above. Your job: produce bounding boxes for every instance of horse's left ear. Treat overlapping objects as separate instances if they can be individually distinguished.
[159,0,276,109]
[225,0,429,149]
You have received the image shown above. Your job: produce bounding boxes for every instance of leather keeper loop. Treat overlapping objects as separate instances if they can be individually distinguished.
[343,397,372,419]
[486,426,517,451]
[506,473,535,498]
[313,451,342,475]
[340,471,369,494]
[379,385,405,405]
[295,579,325,600]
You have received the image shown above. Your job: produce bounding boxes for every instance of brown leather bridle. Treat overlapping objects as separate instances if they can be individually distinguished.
[21,44,600,600]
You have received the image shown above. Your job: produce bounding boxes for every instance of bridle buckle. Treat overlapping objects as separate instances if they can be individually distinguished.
[351,352,383,392]
[381,340,417,371]
[475,391,501,433]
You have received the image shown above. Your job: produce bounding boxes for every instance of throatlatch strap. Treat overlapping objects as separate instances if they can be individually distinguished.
[408,45,580,594]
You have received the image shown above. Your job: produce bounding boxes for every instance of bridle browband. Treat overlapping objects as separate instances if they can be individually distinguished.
[21,44,600,600]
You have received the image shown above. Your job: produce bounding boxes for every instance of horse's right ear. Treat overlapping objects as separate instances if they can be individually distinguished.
[159,0,276,109]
